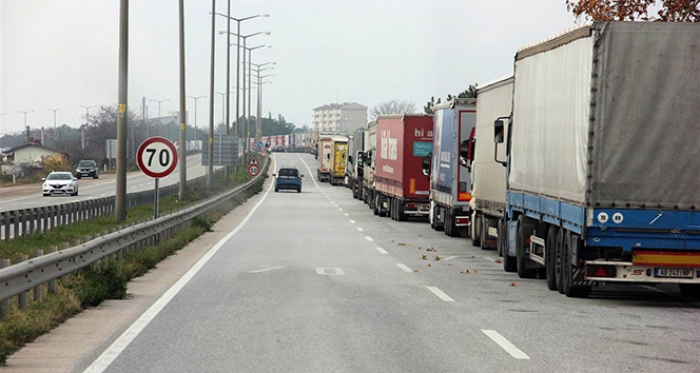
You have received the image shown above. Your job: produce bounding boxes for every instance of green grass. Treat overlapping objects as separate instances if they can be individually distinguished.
[0,158,269,365]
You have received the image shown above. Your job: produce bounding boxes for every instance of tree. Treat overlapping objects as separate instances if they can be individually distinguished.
[566,0,700,22]
[369,99,416,120]
[424,84,477,115]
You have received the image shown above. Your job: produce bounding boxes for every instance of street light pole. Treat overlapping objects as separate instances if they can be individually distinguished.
[46,108,60,131]
[207,0,216,188]
[149,99,169,137]
[17,110,33,142]
[186,95,206,142]
[214,13,269,136]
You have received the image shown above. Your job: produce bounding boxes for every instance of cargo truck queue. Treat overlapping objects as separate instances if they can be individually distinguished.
[295,22,700,299]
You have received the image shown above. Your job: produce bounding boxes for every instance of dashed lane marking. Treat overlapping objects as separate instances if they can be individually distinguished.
[376,247,388,254]
[396,263,413,273]
[427,286,454,302]
[482,330,531,360]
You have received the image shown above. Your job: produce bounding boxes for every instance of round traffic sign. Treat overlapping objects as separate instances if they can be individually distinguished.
[248,164,260,177]
[136,137,179,178]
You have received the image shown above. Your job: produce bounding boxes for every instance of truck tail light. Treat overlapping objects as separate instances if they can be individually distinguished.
[586,265,617,278]
[455,217,470,226]
[406,204,416,210]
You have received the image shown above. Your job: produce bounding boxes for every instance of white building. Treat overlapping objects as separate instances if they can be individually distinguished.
[312,102,367,135]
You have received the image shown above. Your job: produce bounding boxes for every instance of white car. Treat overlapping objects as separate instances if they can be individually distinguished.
[42,171,79,197]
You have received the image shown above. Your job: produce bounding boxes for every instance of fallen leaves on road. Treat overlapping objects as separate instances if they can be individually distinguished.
[398,243,408,246]
[413,269,419,272]
[427,263,432,267]
[421,254,428,260]
[426,246,437,252]
[461,269,470,274]
[511,282,518,287]
[434,255,441,261]
[495,259,502,264]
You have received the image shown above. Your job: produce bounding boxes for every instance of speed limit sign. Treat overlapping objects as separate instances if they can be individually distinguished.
[137,137,179,178]
[248,164,260,177]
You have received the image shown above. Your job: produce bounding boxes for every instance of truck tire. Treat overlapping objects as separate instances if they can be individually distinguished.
[561,232,591,298]
[516,216,538,278]
[372,194,380,216]
[397,201,407,221]
[471,212,481,247]
[545,226,559,291]
[432,205,444,231]
[481,218,491,250]
[502,217,517,272]
[497,218,504,257]
[445,211,459,237]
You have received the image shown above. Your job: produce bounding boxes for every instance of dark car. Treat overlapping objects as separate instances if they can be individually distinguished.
[75,160,99,179]
[273,167,303,193]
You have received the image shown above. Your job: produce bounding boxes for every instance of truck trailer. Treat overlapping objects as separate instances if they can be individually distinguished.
[469,76,514,250]
[317,135,333,181]
[362,121,377,209]
[372,115,434,220]
[496,22,700,298]
[424,98,477,237]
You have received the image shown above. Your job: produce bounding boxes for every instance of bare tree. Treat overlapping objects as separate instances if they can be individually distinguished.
[369,99,416,120]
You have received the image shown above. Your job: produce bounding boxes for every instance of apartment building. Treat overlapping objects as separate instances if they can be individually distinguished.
[312,102,367,134]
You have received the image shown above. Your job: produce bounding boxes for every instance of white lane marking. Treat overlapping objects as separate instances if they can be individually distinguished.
[365,236,374,242]
[316,268,346,276]
[376,247,388,255]
[357,227,365,232]
[427,286,454,302]
[482,330,531,360]
[298,154,322,190]
[443,256,459,261]
[338,208,343,211]
[349,219,356,224]
[248,266,285,274]
[483,256,499,262]
[82,157,277,373]
[396,263,413,273]
[343,213,349,217]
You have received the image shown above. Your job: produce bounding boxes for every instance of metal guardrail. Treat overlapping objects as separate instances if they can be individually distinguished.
[0,158,268,314]
[0,168,225,241]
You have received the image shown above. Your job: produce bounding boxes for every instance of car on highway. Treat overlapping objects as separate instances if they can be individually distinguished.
[273,166,303,193]
[42,171,79,196]
[76,159,99,179]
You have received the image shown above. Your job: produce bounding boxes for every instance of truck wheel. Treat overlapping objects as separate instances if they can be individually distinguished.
[372,195,380,216]
[481,218,491,250]
[471,212,481,247]
[516,216,538,279]
[545,226,559,291]
[433,206,444,231]
[444,211,452,236]
[397,201,407,221]
[562,232,591,298]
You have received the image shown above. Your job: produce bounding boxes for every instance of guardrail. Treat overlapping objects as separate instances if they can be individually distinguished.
[0,168,225,241]
[0,157,268,318]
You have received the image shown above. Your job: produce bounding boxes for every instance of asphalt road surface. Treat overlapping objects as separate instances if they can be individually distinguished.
[4,153,699,373]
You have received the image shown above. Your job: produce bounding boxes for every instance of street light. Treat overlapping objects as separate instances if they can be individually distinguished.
[252,75,273,144]
[186,95,206,142]
[215,91,233,131]
[232,43,272,161]
[219,31,272,135]
[47,108,60,131]
[213,13,269,135]
[149,98,169,137]
[79,105,95,123]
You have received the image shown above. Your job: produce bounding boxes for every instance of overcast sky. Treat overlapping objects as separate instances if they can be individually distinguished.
[0,0,581,136]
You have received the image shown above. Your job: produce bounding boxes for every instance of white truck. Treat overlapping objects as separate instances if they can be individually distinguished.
[496,21,700,297]
[469,76,513,250]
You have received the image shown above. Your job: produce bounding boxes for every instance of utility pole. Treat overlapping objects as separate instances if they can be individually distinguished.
[187,95,206,142]
[208,0,216,188]
[115,0,129,222]
[178,0,187,200]
[17,111,33,142]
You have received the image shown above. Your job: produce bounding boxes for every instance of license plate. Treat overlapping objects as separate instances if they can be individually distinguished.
[655,268,693,278]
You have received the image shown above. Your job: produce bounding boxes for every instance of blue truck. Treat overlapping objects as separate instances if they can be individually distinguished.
[494,22,700,298]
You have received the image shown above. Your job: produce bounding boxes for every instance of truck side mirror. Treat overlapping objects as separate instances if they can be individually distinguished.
[494,117,508,167]
[422,153,432,177]
[348,155,353,165]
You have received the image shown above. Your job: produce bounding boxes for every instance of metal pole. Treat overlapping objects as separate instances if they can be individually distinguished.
[116,0,129,222]
[225,0,231,135]
[178,0,187,200]
[207,0,216,188]
[235,22,241,136]
[242,37,247,151]
[247,48,252,163]
[154,179,159,219]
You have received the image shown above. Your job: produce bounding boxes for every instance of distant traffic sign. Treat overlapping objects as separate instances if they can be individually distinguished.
[248,164,260,177]
[250,155,258,165]
[137,137,178,178]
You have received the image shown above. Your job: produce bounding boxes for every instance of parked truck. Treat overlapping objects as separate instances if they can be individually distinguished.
[371,115,434,220]
[317,135,332,181]
[469,76,513,250]
[346,128,366,198]
[362,121,377,208]
[328,135,348,185]
[423,98,477,237]
[495,21,700,298]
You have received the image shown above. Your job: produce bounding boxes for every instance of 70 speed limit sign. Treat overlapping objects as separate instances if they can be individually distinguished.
[137,137,179,178]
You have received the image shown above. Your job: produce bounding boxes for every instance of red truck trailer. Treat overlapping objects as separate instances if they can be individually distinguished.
[372,114,434,220]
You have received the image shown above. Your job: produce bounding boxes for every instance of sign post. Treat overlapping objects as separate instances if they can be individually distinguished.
[248,155,259,177]
[137,137,179,219]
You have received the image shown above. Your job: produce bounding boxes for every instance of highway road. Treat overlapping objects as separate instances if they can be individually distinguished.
[0,154,212,213]
[4,153,699,373]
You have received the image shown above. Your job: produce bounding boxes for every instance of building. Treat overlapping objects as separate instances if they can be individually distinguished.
[312,102,367,135]
[1,142,68,176]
